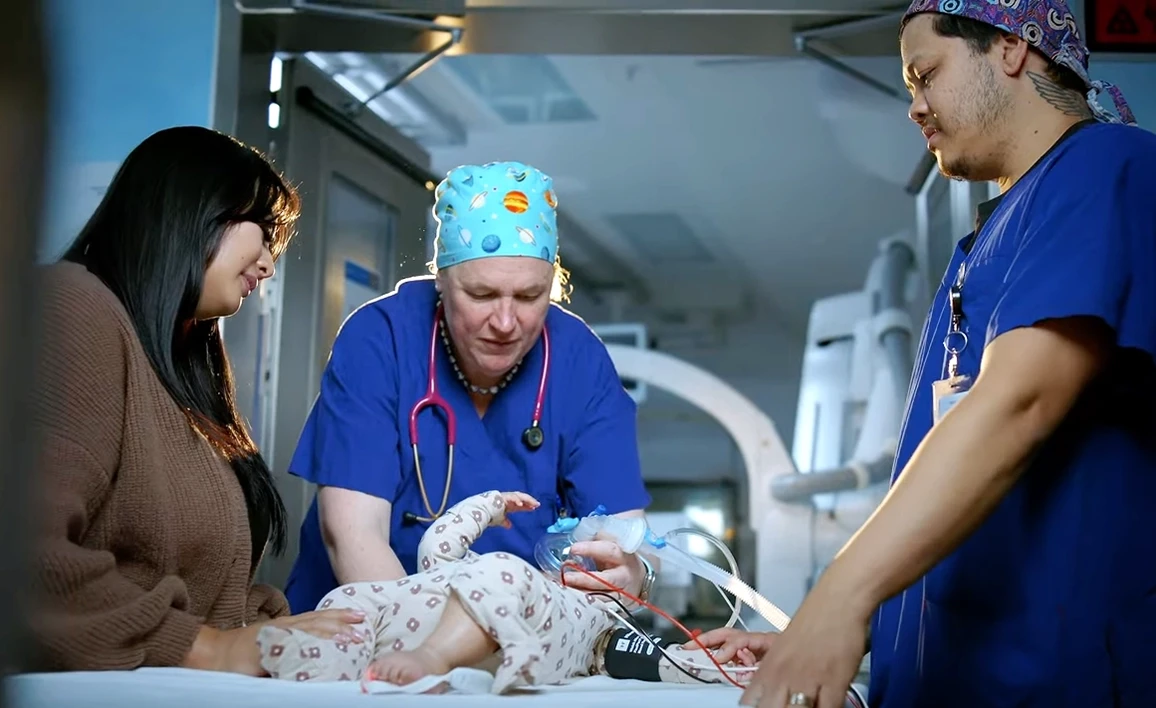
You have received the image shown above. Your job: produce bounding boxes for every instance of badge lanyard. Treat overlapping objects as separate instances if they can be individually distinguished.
[932,262,974,423]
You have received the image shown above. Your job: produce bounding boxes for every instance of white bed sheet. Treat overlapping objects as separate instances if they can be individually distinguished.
[6,668,745,708]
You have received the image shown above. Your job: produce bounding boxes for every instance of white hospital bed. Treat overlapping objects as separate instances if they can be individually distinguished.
[7,668,745,708]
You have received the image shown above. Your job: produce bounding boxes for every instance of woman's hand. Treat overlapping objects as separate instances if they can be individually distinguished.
[193,608,369,676]
[738,579,869,708]
[688,628,778,666]
[561,538,646,598]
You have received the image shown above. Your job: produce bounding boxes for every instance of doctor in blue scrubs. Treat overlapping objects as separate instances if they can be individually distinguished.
[282,162,652,615]
[697,2,1156,707]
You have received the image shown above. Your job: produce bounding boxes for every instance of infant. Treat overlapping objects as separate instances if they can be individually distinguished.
[258,490,757,692]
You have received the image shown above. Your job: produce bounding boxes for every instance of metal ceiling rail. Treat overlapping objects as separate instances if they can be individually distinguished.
[235,0,463,118]
[790,9,937,194]
[792,10,907,102]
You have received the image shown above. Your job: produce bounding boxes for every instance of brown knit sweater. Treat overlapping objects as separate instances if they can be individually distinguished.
[29,262,289,671]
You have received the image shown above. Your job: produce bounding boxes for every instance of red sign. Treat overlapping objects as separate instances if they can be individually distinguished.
[1086,0,1156,52]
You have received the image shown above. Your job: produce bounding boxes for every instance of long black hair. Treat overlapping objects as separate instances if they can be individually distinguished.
[63,126,300,565]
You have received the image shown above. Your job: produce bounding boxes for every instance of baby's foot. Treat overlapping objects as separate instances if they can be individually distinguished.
[367,646,451,687]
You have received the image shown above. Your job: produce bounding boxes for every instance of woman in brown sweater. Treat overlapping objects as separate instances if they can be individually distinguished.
[30,126,367,674]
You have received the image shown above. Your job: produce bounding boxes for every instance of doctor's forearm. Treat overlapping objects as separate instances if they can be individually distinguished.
[327,536,407,584]
[819,383,1051,618]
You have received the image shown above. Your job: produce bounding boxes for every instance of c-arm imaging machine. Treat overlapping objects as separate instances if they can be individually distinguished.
[602,237,919,620]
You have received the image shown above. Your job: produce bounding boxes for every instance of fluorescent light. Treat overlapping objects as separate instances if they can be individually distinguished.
[267,102,281,129]
[269,57,283,93]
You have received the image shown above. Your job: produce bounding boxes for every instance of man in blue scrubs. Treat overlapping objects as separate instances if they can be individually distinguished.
[283,162,652,614]
[707,2,1156,706]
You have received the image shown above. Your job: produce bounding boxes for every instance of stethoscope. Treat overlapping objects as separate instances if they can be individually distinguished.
[401,303,550,525]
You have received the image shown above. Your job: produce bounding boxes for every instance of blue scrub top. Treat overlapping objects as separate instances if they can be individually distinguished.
[283,276,650,613]
[870,123,1156,708]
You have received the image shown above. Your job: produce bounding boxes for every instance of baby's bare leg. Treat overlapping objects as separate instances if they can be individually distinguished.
[369,590,497,686]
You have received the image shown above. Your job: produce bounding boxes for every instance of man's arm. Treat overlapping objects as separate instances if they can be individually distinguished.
[822,136,1149,621]
[318,487,407,583]
[818,316,1112,619]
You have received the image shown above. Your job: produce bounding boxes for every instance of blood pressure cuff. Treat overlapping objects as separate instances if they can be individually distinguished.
[600,627,671,682]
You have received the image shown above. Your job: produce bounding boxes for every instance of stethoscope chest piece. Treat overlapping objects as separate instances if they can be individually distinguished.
[522,424,544,451]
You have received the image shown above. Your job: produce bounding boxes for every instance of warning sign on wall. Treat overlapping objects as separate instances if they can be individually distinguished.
[1086,0,1156,52]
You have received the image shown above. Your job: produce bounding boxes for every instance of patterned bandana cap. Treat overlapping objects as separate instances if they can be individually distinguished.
[903,0,1136,125]
[432,161,560,270]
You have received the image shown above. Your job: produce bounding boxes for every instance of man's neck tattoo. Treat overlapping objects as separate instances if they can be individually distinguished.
[1028,71,1091,118]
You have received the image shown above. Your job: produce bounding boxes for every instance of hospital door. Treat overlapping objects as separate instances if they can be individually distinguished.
[255,57,434,589]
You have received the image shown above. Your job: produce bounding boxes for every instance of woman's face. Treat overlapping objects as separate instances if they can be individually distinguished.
[196,221,274,320]
[438,256,553,386]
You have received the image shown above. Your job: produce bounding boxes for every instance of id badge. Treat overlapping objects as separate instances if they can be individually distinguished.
[932,374,973,424]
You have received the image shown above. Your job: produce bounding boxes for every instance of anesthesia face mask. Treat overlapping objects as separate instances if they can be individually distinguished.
[533,531,597,580]
[533,506,792,632]
[533,509,654,581]
[533,507,654,580]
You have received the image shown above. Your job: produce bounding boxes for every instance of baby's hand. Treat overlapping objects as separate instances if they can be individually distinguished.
[497,492,539,528]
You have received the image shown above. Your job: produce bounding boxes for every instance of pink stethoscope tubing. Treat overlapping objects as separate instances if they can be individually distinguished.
[406,303,549,522]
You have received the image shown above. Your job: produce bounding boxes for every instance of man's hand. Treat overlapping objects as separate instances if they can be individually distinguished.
[687,628,777,666]
[736,318,1111,708]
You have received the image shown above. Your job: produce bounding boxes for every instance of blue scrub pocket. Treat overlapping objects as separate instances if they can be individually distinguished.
[955,256,1011,345]
[530,486,565,528]
[1106,589,1156,706]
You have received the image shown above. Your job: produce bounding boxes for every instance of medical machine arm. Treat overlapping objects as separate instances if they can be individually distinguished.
[773,239,915,503]
[770,452,895,503]
[876,240,915,407]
